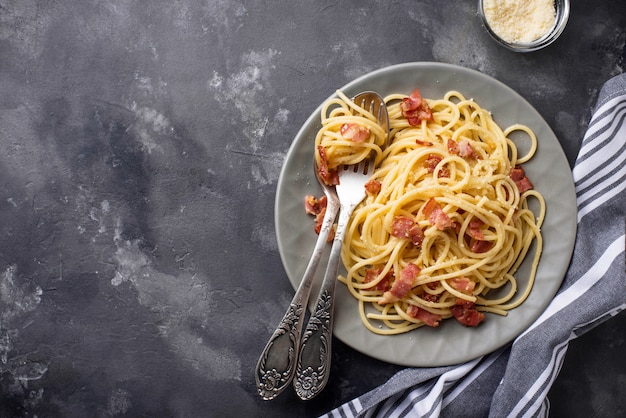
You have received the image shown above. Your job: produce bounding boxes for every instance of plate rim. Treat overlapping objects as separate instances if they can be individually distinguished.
[274,61,577,366]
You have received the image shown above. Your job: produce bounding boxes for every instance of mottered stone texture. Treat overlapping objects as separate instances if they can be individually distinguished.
[0,1,624,416]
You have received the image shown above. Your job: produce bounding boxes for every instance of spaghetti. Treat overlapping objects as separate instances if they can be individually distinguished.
[322,88,544,335]
[314,91,387,186]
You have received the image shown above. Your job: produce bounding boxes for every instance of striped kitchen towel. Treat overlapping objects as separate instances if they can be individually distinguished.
[321,73,626,418]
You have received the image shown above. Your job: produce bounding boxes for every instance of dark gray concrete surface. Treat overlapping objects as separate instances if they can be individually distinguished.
[0,1,624,417]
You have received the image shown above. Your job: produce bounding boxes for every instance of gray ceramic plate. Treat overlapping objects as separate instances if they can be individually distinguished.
[275,62,577,366]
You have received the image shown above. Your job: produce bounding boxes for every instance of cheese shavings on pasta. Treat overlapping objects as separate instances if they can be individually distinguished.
[333,89,545,335]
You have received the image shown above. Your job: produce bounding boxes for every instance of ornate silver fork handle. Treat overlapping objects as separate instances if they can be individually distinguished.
[255,191,339,401]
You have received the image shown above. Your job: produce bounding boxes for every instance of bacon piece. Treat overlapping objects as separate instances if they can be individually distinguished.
[448,138,479,159]
[407,305,442,327]
[466,217,485,240]
[424,154,442,173]
[421,292,440,303]
[509,166,525,182]
[510,165,534,193]
[317,146,339,186]
[340,123,370,143]
[313,207,326,234]
[391,216,424,247]
[400,88,433,126]
[516,177,533,193]
[470,239,493,253]
[304,195,318,216]
[426,281,439,290]
[468,217,484,229]
[466,228,484,240]
[449,277,475,294]
[416,139,433,146]
[447,138,459,155]
[407,225,425,247]
[304,195,333,240]
[459,139,478,158]
[314,211,336,242]
[424,154,451,178]
[364,268,394,292]
[304,195,325,216]
[422,198,455,230]
[364,179,382,195]
[379,263,420,305]
[391,216,414,238]
[450,299,485,327]
[467,215,491,252]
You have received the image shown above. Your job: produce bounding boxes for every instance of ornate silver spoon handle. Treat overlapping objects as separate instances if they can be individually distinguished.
[255,193,339,401]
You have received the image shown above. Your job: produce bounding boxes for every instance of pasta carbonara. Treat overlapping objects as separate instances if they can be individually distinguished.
[314,91,387,186]
[311,88,545,335]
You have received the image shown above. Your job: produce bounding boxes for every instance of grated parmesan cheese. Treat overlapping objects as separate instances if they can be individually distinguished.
[483,0,556,44]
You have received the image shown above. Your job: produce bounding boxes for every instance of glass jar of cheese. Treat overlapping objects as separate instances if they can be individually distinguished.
[479,0,570,52]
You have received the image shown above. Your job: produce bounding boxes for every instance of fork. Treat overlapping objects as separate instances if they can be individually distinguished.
[294,94,388,400]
